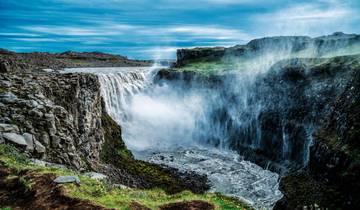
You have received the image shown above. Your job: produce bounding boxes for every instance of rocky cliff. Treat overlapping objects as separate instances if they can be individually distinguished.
[0,70,209,195]
[176,32,360,67]
[158,33,360,209]
[0,72,104,169]
[274,68,360,210]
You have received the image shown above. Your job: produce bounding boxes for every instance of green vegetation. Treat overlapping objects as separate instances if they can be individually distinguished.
[0,143,253,210]
[174,48,360,76]
[100,113,133,162]
[101,113,204,194]
[175,60,234,75]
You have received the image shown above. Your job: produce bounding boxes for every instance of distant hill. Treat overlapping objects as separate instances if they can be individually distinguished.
[175,32,360,67]
[0,49,153,73]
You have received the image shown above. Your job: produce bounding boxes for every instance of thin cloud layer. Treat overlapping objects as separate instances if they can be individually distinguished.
[0,0,359,59]
[254,0,359,36]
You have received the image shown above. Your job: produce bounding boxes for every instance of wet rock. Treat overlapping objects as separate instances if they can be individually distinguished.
[53,175,80,185]
[2,132,27,147]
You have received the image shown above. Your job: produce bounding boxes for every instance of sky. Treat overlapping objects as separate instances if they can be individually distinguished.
[0,0,359,59]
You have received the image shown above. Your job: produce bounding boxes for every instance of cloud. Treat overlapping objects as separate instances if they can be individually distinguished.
[9,38,58,42]
[21,25,121,36]
[20,23,251,43]
[165,25,252,40]
[253,0,359,36]
[0,32,40,37]
[203,0,256,5]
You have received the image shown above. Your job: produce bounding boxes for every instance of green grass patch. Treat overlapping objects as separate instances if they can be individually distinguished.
[0,144,253,210]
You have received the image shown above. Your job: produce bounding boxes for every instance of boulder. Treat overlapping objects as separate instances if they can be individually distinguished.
[29,109,44,118]
[34,140,46,153]
[53,176,80,185]
[0,92,18,103]
[0,124,19,132]
[31,159,66,169]
[113,184,130,189]
[23,133,34,151]
[84,172,107,180]
[2,132,27,147]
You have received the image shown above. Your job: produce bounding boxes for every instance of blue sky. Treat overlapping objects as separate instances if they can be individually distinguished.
[1,0,359,59]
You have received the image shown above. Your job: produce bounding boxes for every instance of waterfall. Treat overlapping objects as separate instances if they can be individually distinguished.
[65,66,284,209]
[97,70,149,124]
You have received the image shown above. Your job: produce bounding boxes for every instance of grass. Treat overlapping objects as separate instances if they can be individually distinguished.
[0,144,253,210]
[173,48,360,76]
[175,60,235,75]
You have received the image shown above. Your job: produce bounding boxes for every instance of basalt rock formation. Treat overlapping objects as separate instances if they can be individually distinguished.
[0,62,208,195]
[160,32,360,209]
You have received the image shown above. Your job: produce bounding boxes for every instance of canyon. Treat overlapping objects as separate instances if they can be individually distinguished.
[0,32,360,210]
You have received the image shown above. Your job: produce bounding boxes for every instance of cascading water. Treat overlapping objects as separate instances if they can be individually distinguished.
[65,65,284,209]
[64,35,359,210]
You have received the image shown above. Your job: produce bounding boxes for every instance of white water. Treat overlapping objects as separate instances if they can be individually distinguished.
[65,66,283,210]
[142,147,282,210]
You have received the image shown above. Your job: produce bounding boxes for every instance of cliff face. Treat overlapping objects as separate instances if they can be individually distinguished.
[176,32,360,67]
[0,72,107,169]
[274,68,360,210]
[157,54,360,173]
[0,70,209,194]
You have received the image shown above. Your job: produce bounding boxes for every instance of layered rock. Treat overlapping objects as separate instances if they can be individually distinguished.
[0,72,105,169]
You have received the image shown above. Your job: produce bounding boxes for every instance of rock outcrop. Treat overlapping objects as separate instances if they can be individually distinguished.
[159,33,360,209]
[0,72,105,170]
[157,54,360,173]
[176,32,360,67]
[274,67,360,210]
[0,70,209,194]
